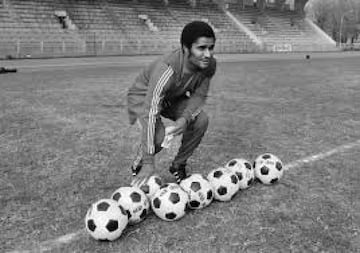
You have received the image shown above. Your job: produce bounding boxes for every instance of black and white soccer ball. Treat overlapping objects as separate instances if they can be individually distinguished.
[225,158,255,190]
[151,183,189,221]
[140,175,163,199]
[207,167,240,201]
[253,153,284,185]
[85,198,128,241]
[111,186,150,225]
[180,173,214,210]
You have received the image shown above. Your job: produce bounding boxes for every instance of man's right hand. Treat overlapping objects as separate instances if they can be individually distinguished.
[131,163,155,188]
[166,117,187,136]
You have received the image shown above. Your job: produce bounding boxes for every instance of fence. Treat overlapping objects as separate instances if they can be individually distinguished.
[0,37,262,59]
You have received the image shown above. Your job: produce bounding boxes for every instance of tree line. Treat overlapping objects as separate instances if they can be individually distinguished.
[305,0,360,45]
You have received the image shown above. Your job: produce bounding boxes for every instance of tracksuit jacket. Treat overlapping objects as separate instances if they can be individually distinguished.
[127,48,217,165]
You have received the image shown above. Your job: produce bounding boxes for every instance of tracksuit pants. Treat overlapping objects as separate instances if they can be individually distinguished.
[133,98,209,169]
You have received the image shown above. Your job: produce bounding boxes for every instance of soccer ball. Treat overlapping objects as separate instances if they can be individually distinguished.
[151,183,189,221]
[180,173,214,209]
[111,186,150,225]
[225,158,254,190]
[85,199,128,241]
[207,167,240,201]
[253,153,284,185]
[140,175,163,199]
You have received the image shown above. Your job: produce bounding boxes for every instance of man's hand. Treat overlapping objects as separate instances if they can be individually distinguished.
[167,117,187,136]
[131,163,155,188]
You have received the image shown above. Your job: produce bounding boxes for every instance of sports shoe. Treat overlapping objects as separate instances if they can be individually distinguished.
[131,158,143,177]
[131,163,142,177]
[169,164,188,183]
[131,145,143,176]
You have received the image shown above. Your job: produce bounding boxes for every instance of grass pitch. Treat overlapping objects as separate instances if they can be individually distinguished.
[1,53,360,253]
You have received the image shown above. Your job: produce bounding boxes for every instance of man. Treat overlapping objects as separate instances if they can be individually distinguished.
[127,21,217,187]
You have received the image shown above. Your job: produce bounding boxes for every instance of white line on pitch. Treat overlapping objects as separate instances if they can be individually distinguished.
[285,139,360,170]
[9,59,154,72]
[7,230,85,253]
[8,139,360,253]
[38,230,85,252]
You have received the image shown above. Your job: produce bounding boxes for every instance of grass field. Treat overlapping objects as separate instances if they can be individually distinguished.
[1,53,360,253]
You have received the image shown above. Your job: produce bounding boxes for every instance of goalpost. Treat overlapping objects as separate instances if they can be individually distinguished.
[272,43,293,52]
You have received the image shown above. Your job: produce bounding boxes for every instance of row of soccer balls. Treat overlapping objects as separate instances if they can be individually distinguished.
[85,153,285,241]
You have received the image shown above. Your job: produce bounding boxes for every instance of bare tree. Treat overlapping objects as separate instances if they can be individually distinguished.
[305,0,360,45]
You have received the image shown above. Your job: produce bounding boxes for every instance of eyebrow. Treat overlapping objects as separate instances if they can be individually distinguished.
[195,43,215,47]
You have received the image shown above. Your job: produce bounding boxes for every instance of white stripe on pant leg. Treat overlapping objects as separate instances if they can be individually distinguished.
[136,119,142,130]
[132,119,143,167]
[191,108,203,120]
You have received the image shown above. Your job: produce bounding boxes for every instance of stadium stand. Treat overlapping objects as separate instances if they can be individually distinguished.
[0,0,338,59]
[0,0,83,58]
[228,4,337,52]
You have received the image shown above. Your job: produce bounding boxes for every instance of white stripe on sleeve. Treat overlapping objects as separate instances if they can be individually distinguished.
[147,66,174,154]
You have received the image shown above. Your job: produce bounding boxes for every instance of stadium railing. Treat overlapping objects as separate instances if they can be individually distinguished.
[0,37,264,59]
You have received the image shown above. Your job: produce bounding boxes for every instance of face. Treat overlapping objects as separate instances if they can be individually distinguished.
[184,37,215,71]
